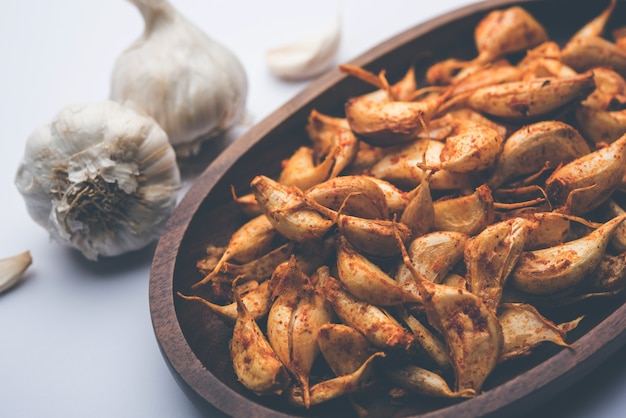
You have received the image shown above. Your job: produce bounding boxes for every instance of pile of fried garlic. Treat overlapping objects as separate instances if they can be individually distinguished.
[179,0,626,411]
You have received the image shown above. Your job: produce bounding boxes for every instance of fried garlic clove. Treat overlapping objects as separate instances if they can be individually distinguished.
[445,108,509,139]
[511,214,626,295]
[578,66,626,109]
[230,280,290,396]
[398,308,451,371]
[432,184,495,235]
[427,287,502,393]
[305,110,359,178]
[267,260,333,407]
[467,72,595,121]
[336,236,420,305]
[345,96,438,147]
[465,218,530,311]
[220,215,278,263]
[575,68,626,145]
[287,352,385,408]
[447,60,522,98]
[518,41,577,80]
[399,172,434,237]
[278,146,339,190]
[545,134,626,215]
[397,239,503,393]
[306,175,388,219]
[0,251,32,294]
[340,64,439,147]
[368,138,471,191]
[473,6,548,64]
[560,1,626,76]
[319,273,418,354]
[395,231,469,285]
[572,0,616,40]
[192,215,279,288]
[425,6,546,86]
[487,120,591,189]
[383,361,474,398]
[422,288,500,392]
[267,260,311,360]
[291,268,336,381]
[250,175,334,242]
[576,106,626,146]
[338,212,412,258]
[231,189,262,218]
[220,242,294,282]
[498,303,580,361]
[177,279,272,323]
[523,212,571,250]
[365,177,412,214]
[435,119,503,173]
[317,323,374,376]
[562,36,626,78]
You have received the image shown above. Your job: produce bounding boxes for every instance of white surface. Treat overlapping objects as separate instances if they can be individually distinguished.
[1,1,626,417]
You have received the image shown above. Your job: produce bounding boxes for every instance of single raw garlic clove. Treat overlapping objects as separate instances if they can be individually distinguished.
[0,251,32,294]
[265,16,341,81]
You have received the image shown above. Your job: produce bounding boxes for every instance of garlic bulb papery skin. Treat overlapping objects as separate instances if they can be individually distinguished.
[110,0,248,158]
[265,15,341,81]
[14,100,181,261]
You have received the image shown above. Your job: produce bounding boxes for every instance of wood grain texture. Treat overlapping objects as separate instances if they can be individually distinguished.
[149,0,626,416]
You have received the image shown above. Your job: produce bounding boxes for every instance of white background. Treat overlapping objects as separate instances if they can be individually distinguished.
[1,1,626,417]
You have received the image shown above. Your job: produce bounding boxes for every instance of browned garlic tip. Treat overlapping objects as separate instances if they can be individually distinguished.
[0,251,32,294]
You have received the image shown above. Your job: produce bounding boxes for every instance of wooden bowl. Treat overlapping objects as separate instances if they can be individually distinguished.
[149,0,626,416]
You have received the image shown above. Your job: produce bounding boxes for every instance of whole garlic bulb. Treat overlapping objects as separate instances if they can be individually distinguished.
[110,0,248,157]
[14,100,181,260]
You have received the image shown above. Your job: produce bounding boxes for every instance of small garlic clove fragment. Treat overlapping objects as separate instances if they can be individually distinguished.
[0,251,32,294]
[265,15,341,81]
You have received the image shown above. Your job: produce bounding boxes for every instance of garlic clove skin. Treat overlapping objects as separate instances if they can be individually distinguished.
[0,251,32,294]
[15,100,181,261]
[111,0,248,157]
[265,15,341,81]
